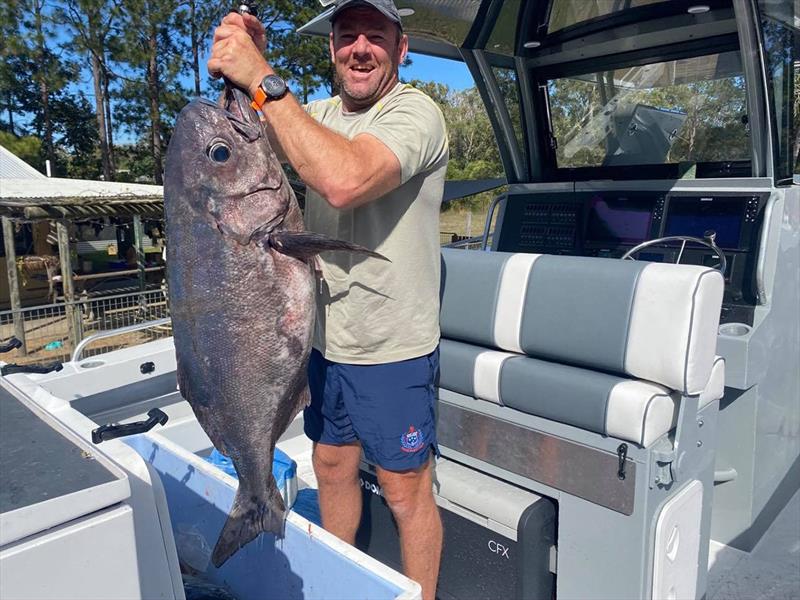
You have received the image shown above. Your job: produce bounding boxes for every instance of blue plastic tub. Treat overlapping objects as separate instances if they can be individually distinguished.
[125,433,418,600]
[204,447,298,509]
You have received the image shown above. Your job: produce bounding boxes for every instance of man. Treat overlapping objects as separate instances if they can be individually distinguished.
[208,2,447,598]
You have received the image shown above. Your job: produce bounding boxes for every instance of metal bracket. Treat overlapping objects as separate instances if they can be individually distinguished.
[651,446,676,488]
[650,393,701,488]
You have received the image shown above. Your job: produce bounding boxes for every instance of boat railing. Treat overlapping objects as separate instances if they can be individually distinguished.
[71,317,172,363]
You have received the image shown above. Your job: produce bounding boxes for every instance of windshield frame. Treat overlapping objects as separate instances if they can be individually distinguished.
[528,0,732,47]
[529,33,753,181]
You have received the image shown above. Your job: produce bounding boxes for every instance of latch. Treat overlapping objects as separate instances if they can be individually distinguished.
[617,443,628,480]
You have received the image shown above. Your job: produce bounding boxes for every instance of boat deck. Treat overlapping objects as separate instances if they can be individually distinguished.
[707,489,800,600]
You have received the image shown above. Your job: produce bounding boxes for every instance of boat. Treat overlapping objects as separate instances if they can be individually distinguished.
[1,0,798,598]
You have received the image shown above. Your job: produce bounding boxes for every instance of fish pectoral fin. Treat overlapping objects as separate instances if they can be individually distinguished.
[268,231,390,262]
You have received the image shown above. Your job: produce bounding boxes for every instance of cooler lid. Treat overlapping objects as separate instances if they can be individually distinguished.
[0,383,131,546]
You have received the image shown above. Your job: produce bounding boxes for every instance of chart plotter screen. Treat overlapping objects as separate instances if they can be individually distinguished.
[584,194,654,245]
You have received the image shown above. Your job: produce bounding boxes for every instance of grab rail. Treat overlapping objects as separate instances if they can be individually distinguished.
[71,317,171,363]
[481,192,507,251]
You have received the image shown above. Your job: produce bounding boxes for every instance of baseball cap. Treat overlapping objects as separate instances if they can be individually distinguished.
[328,0,403,28]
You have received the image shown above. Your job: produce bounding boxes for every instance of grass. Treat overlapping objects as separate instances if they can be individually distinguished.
[440,208,490,240]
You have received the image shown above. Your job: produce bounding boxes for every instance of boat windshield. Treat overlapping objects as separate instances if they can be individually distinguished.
[547,0,668,34]
[547,51,750,169]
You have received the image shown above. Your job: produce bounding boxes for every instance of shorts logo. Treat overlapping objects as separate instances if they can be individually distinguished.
[400,425,425,453]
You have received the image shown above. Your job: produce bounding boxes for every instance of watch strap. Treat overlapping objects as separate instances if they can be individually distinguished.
[250,86,268,111]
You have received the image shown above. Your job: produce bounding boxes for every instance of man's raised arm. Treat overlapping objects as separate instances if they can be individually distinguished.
[208,14,401,209]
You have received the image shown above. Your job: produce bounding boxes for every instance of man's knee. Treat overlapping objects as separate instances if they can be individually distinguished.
[313,442,361,485]
[377,462,435,522]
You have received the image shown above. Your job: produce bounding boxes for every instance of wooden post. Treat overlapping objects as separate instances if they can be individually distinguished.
[2,217,27,355]
[56,221,82,348]
[132,215,147,313]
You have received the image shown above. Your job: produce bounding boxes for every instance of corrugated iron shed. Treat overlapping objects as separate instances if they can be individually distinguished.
[0,177,163,221]
[0,145,47,180]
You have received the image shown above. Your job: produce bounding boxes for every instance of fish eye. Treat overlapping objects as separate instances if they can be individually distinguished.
[207,141,231,163]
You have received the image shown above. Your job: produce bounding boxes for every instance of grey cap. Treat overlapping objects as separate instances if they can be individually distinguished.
[329,0,403,28]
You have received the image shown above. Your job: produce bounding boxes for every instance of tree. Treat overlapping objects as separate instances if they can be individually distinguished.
[262,0,333,103]
[113,0,188,184]
[0,131,42,169]
[57,0,121,180]
[185,0,227,97]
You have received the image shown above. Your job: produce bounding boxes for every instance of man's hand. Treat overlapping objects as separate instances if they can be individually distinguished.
[224,12,267,53]
[208,13,271,96]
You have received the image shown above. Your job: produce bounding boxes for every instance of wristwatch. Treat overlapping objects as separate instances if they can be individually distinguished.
[251,74,288,111]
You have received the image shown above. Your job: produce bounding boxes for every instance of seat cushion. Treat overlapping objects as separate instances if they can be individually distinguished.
[439,339,723,447]
[440,249,724,394]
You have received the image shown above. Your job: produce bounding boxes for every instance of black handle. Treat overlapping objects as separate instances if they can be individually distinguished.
[0,337,22,353]
[1,361,63,376]
[92,408,169,444]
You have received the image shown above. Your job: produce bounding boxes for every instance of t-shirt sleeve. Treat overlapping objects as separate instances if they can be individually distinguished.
[361,90,448,184]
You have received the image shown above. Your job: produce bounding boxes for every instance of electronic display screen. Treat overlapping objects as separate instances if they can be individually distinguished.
[664,197,744,249]
[585,194,654,245]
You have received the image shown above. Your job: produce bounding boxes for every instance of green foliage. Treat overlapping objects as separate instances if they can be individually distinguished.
[0,131,42,169]
[407,79,505,213]
[114,142,157,182]
[265,0,333,103]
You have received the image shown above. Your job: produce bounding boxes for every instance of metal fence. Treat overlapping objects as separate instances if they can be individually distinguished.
[0,289,171,366]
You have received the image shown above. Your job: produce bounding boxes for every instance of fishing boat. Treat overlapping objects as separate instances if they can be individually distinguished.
[1,0,797,598]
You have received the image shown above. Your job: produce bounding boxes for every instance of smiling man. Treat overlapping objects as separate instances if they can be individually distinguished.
[207,1,447,598]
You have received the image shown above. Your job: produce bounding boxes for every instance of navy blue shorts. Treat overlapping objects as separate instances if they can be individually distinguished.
[304,347,439,471]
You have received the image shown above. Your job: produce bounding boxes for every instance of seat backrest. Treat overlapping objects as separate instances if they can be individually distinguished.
[440,249,724,395]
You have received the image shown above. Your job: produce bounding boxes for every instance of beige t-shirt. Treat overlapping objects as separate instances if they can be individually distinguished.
[304,83,448,364]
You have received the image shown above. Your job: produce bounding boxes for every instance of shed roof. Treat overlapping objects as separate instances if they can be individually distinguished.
[0,145,47,180]
[0,176,163,221]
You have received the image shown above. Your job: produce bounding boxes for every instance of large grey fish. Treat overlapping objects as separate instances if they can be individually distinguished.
[164,86,384,567]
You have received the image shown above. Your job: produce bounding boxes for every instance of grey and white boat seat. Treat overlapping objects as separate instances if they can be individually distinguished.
[438,248,725,448]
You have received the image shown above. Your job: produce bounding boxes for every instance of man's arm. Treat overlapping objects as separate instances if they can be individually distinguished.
[208,15,401,209]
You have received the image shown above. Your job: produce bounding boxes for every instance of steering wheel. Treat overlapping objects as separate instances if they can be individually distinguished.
[621,230,727,276]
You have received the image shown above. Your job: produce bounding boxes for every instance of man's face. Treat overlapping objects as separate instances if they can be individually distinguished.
[330,7,408,110]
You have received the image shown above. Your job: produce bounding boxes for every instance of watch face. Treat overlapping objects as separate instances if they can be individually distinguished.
[262,75,287,99]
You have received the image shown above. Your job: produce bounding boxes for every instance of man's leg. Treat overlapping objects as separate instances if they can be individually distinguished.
[377,458,442,600]
[312,441,363,544]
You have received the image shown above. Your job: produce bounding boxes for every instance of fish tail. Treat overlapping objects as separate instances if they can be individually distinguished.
[211,481,286,567]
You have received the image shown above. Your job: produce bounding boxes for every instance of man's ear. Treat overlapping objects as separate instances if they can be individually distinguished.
[398,32,409,64]
[329,31,335,63]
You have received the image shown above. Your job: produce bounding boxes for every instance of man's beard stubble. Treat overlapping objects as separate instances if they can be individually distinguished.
[334,61,399,111]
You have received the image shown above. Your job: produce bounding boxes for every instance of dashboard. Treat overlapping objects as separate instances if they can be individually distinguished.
[494,190,768,325]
